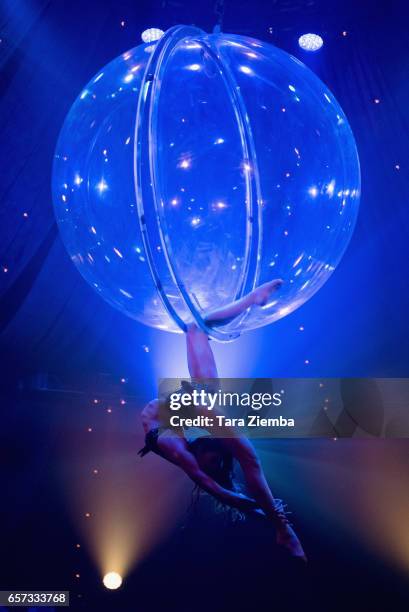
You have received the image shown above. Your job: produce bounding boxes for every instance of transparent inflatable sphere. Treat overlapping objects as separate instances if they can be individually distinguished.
[52,25,360,340]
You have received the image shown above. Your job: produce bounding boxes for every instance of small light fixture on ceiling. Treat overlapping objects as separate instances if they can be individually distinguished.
[141,28,164,43]
[298,33,324,52]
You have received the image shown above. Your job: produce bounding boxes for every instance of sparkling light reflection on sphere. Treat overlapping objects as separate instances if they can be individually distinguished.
[52,25,360,340]
[103,572,122,590]
[298,33,324,52]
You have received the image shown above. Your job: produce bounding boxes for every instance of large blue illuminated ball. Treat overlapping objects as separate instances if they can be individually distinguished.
[52,25,360,340]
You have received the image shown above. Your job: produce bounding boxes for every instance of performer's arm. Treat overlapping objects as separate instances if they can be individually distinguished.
[157,435,258,513]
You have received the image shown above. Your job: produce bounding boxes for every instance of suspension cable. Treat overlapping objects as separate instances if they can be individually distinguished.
[213,0,225,33]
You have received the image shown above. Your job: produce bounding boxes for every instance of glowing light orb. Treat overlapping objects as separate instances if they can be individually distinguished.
[103,572,123,590]
[52,25,360,340]
[298,33,324,52]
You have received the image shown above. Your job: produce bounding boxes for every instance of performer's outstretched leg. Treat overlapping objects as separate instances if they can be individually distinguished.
[186,322,219,380]
[186,279,282,379]
[204,279,283,327]
[184,279,306,560]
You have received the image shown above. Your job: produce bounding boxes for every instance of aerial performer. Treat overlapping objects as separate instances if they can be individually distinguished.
[139,278,307,561]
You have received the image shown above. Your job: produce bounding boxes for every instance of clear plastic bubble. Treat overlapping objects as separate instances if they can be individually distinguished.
[52,26,360,340]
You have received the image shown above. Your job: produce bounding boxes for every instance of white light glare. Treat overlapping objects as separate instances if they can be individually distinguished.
[96,179,108,193]
[326,180,335,197]
[298,33,324,52]
[178,158,191,169]
[141,28,164,43]
[186,64,201,71]
[184,42,201,49]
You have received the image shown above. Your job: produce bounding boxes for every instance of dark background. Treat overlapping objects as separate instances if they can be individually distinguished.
[1,1,409,610]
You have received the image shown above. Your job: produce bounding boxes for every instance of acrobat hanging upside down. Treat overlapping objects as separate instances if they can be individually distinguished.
[139,279,306,561]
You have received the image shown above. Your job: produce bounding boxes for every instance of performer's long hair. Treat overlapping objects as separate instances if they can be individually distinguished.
[188,436,235,490]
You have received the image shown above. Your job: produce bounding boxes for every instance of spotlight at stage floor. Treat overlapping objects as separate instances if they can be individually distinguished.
[65,406,189,589]
[103,572,122,590]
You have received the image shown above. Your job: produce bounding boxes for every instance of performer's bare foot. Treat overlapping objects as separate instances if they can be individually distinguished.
[276,522,307,562]
[252,279,284,306]
[271,499,307,561]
